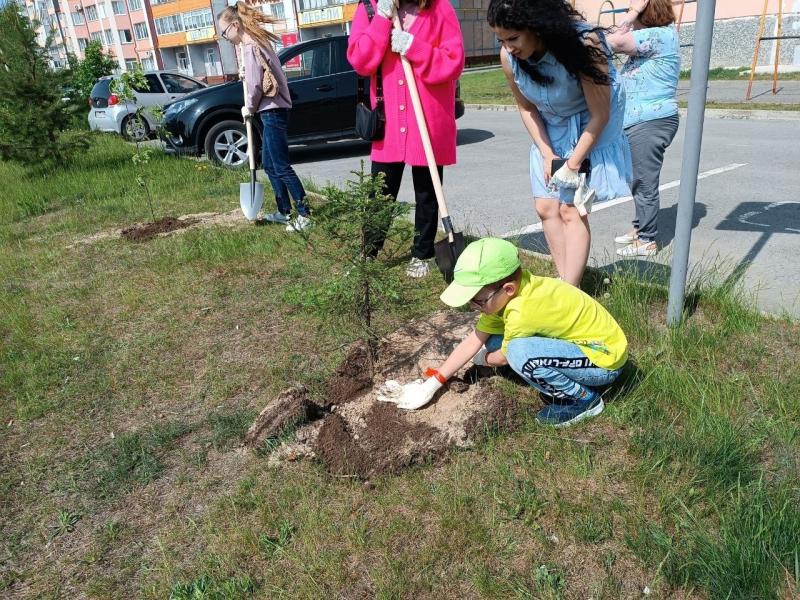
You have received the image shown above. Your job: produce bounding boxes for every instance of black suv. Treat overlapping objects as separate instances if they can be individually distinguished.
[161,35,466,168]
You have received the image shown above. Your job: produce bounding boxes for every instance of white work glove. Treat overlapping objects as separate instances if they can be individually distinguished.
[548,161,581,192]
[471,347,490,367]
[376,0,396,20]
[377,377,442,410]
[391,29,414,56]
[452,341,490,367]
[241,106,254,120]
[573,174,596,217]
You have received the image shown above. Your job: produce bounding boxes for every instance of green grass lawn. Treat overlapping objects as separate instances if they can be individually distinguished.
[460,68,800,111]
[2,134,800,599]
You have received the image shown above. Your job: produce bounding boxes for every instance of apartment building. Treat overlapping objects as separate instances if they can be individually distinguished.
[24,0,161,71]
[294,0,357,40]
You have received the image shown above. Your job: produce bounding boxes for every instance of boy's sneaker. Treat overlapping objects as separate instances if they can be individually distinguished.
[406,257,431,278]
[536,390,604,428]
[260,210,290,225]
[285,215,312,232]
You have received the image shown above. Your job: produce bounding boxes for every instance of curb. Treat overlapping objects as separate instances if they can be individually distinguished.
[465,104,800,120]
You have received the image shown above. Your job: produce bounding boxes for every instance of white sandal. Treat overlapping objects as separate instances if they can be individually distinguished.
[614,232,638,244]
[616,243,657,257]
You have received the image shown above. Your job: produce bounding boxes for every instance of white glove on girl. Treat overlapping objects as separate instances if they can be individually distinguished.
[391,29,414,55]
[548,161,581,191]
[573,176,596,217]
[241,106,254,119]
[376,0,396,20]
[377,376,442,410]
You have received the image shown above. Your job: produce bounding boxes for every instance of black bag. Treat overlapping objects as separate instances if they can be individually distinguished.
[354,0,385,141]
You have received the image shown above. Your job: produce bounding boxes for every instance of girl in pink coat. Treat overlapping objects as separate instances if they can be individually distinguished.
[347,0,465,278]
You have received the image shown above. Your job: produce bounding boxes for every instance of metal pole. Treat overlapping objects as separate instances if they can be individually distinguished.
[666,0,717,326]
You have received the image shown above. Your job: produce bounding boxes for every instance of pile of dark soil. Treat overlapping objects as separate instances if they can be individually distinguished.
[121,217,198,242]
[251,312,523,479]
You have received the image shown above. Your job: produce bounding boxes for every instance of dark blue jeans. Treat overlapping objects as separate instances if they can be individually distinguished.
[260,109,309,217]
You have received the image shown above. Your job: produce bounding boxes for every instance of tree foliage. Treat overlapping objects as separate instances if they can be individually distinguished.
[0,1,88,166]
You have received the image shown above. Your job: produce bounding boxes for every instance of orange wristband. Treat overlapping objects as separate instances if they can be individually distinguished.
[425,368,447,385]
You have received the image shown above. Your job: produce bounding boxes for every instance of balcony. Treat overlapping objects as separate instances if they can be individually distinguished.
[297,0,357,13]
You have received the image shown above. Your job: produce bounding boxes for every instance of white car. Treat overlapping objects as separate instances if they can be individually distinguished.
[88,71,207,142]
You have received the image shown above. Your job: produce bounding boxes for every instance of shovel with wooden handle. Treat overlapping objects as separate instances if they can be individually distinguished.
[238,43,265,221]
[391,14,465,282]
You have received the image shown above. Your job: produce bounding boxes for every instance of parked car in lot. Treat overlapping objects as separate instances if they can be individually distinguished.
[161,36,465,168]
[89,71,207,142]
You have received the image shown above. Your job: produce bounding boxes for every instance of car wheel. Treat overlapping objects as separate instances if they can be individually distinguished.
[205,120,253,169]
[122,114,149,142]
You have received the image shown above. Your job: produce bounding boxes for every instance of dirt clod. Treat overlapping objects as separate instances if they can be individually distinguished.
[320,340,373,409]
[121,217,197,242]
[244,385,313,448]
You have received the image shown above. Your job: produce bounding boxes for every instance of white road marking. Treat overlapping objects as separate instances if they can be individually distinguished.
[501,162,748,238]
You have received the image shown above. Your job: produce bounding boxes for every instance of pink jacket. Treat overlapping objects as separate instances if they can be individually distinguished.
[347,0,465,167]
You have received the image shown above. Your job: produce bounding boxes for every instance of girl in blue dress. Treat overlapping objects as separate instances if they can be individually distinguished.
[488,0,632,285]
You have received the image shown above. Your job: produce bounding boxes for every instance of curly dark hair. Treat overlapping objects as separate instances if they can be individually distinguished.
[487,0,611,86]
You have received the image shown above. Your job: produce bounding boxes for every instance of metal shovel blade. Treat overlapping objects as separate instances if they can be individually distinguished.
[434,232,466,283]
[240,179,265,221]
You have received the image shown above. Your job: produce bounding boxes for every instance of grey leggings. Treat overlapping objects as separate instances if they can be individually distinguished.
[624,114,679,243]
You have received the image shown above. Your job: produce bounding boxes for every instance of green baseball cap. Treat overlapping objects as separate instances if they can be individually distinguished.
[440,238,521,307]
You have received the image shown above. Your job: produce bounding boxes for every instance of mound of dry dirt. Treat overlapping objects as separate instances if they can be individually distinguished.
[252,311,523,479]
[121,216,198,242]
[67,210,246,247]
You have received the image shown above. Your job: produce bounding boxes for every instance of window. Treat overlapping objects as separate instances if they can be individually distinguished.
[90,31,102,42]
[85,5,98,20]
[181,8,213,31]
[149,0,175,6]
[71,10,84,24]
[119,29,132,42]
[176,50,189,71]
[125,59,138,70]
[112,0,125,14]
[52,58,63,69]
[141,57,155,70]
[97,2,106,17]
[283,45,330,80]
[272,2,285,19]
[128,0,141,10]
[161,73,202,94]
[103,29,114,45]
[133,22,148,39]
[154,14,183,35]
[132,73,165,93]
[78,38,89,51]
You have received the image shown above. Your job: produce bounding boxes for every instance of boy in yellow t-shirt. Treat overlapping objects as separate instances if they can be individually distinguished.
[377,238,628,427]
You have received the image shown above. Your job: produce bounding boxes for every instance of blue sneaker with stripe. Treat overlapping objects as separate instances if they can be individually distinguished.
[536,390,604,428]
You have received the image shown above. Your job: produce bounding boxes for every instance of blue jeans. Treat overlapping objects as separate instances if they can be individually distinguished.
[486,335,622,401]
[260,109,309,217]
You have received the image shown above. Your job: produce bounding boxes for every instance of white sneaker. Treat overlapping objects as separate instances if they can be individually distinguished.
[285,215,311,233]
[614,232,638,244]
[616,242,657,257]
[261,210,290,225]
[406,257,431,278]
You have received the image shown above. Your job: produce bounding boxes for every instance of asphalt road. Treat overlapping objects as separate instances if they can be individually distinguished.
[288,109,800,318]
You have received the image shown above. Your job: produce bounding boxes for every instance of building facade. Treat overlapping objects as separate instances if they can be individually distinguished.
[24,0,161,71]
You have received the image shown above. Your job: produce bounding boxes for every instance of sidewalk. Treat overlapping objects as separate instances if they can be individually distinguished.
[680,80,800,105]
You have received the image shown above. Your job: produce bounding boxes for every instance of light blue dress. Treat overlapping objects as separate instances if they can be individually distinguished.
[507,22,633,204]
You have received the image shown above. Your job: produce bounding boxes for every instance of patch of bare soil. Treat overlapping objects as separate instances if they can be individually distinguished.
[121,216,198,242]
[66,209,246,247]
[252,311,524,479]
